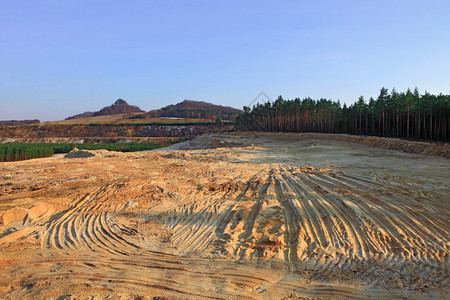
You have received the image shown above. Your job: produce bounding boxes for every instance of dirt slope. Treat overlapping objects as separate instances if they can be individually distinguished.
[0,133,448,299]
[168,132,450,158]
[0,123,231,139]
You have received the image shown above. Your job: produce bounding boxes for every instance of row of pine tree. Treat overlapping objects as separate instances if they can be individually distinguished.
[235,88,449,142]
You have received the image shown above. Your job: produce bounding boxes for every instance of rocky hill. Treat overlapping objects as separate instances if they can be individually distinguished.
[145,100,242,120]
[66,99,144,120]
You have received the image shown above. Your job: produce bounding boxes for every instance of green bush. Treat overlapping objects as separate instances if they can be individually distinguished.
[0,142,166,162]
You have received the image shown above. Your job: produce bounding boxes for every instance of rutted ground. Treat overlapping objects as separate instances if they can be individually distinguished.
[0,133,449,299]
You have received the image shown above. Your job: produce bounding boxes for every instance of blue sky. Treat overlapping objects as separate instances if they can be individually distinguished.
[1,0,449,121]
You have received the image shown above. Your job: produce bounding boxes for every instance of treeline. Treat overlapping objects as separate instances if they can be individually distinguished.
[0,142,166,162]
[0,144,54,162]
[0,120,40,126]
[235,88,449,142]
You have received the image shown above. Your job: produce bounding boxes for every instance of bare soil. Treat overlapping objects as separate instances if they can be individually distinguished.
[0,132,448,299]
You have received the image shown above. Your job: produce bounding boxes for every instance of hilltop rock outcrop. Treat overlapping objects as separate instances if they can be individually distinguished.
[66,99,144,120]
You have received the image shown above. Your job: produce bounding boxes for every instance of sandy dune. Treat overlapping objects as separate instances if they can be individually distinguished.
[0,133,449,299]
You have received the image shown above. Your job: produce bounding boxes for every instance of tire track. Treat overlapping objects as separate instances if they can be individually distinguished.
[41,185,140,255]
[158,165,449,289]
[4,163,448,295]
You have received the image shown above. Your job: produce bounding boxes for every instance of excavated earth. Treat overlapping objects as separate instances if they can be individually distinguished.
[0,132,449,299]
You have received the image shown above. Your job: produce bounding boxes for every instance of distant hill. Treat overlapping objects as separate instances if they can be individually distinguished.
[0,119,40,126]
[66,99,144,120]
[145,100,242,121]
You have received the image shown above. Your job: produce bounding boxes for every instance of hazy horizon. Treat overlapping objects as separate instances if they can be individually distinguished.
[2,0,449,121]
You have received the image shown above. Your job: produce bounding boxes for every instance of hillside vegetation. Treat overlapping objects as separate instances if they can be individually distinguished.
[145,100,242,121]
[56,99,241,124]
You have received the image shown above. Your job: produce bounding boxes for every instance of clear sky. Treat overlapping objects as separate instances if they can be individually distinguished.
[1,0,449,121]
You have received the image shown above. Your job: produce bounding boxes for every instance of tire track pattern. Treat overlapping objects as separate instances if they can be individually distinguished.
[161,165,450,289]
[41,184,140,255]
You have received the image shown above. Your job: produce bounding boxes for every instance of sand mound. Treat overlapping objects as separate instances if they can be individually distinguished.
[2,208,28,226]
[65,148,96,158]
[27,203,70,220]
[1,203,70,226]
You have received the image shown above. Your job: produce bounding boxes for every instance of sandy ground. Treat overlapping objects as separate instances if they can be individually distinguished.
[0,132,449,299]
